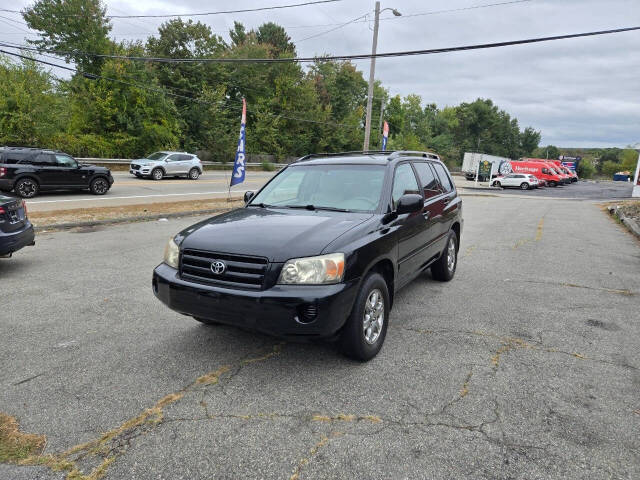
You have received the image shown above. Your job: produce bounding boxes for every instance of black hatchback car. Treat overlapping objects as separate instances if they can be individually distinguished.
[0,193,34,258]
[153,151,463,360]
[0,147,114,198]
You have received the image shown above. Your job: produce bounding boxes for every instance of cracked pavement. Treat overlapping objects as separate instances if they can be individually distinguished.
[1,195,639,479]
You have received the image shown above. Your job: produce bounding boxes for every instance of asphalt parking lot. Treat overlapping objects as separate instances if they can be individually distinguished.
[1,195,639,480]
[489,180,634,200]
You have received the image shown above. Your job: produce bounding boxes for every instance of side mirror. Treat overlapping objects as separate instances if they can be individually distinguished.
[244,191,255,203]
[396,194,423,215]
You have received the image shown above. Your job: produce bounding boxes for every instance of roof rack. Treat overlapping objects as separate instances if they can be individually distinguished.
[387,150,440,160]
[295,150,391,163]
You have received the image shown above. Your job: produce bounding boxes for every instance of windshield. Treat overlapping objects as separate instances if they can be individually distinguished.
[249,164,386,212]
[146,152,167,161]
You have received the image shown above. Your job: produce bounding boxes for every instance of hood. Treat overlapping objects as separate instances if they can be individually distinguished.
[132,159,156,165]
[178,207,372,262]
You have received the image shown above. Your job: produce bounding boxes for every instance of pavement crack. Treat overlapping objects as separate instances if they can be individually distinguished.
[3,342,285,479]
[289,431,343,480]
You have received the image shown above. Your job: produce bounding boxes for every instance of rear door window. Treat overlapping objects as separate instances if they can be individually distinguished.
[412,162,443,199]
[432,163,454,193]
[34,153,55,166]
[167,154,182,162]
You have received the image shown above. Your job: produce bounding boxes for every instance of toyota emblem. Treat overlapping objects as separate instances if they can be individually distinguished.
[210,260,226,275]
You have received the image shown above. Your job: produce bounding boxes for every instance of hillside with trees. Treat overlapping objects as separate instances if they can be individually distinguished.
[0,0,543,166]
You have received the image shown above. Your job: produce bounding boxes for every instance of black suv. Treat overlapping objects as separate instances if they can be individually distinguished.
[0,147,114,198]
[153,151,462,360]
[0,193,35,258]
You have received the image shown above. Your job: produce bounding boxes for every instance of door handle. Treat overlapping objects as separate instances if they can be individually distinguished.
[422,210,431,219]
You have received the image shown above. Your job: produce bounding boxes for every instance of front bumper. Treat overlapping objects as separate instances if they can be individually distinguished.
[0,222,35,256]
[153,263,360,339]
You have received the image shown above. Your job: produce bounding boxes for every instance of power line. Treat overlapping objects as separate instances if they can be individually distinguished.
[295,12,371,43]
[0,48,362,130]
[3,26,639,64]
[0,0,342,19]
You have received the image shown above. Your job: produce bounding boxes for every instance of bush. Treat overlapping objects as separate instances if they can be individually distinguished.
[601,160,622,177]
[261,161,276,171]
[577,159,595,179]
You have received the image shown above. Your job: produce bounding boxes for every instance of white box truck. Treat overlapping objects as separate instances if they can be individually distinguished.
[462,152,513,181]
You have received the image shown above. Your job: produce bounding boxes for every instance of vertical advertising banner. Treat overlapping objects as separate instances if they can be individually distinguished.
[381,121,389,151]
[230,98,247,187]
[633,152,640,198]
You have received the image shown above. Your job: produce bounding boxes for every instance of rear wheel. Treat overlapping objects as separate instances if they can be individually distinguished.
[14,178,39,198]
[151,168,164,181]
[90,177,109,195]
[520,182,529,190]
[340,272,389,361]
[549,180,557,187]
[188,168,200,180]
[431,230,458,282]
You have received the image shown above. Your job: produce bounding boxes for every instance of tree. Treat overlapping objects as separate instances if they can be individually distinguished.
[540,145,560,159]
[23,0,112,74]
[255,23,295,57]
[0,55,66,146]
[519,127,541,156]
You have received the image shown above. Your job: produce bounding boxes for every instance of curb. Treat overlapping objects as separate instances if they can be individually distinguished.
[607,205,640,239]
[34,208,232,232]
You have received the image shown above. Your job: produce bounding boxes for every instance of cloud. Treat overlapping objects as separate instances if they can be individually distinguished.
[5,0,639,147]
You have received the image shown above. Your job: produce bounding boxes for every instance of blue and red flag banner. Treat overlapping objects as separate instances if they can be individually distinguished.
[381,121,389,151]
[230,98,247,187]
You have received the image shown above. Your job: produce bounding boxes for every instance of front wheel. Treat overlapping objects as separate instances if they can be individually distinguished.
[340,272,389,361]
[520,182,529,190]
[188,168,200,180]
[431,230,458,282]
[90,177,110,195]
[549,180,557,187]
[151,168,164,181]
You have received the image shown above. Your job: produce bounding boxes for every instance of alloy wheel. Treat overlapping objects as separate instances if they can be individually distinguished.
[363,289,384,345]
[447,236,456,272]
[17,180,36,198]
[92,179,108,194]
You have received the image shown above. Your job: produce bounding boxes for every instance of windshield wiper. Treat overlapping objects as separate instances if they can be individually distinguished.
[284,204,352,212]
[247,202,273,208]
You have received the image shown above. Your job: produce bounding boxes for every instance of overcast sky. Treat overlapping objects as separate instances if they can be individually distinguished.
[2,0,639,147]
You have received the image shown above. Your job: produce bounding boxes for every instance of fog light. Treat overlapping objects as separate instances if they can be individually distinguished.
[295,303,318,324]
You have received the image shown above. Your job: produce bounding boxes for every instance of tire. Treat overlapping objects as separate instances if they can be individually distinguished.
[188,168,200,180]
[339,272,390,361]
[90,177,110,195]
[193,316,221,326]
[549,180,557,187]
[520,182,529,190]
[14,178,39,198]
[151,168,164,181]
[431,230,458,282]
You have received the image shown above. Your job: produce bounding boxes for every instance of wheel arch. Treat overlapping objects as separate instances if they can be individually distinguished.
[362,257,395,309]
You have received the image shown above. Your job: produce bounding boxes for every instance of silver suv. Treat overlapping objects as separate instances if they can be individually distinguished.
[130,151,203,180]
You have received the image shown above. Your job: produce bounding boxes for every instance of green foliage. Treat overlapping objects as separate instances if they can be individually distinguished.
[261,160,276,171]
[23,0,112,74]
[0,56,65,146]
[577,158,595,179]
[3,13,541,163]
[620,149,639,172]
[601,160,623,177]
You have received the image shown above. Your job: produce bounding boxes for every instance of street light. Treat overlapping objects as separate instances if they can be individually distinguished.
[363,2,401,152]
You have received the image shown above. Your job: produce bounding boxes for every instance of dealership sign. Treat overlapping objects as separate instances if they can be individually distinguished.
[559,155,581,172]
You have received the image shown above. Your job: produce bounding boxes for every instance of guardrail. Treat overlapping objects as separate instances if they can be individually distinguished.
[77,158,288,167]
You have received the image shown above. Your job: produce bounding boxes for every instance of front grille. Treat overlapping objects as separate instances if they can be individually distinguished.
[180,249,268,290]
[131,164,141,170]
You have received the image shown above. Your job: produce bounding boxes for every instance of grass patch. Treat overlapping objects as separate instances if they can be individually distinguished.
[0,413,45,463]
[30,197,243,228]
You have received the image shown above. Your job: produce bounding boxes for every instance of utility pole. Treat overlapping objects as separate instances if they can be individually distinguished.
[363,1,380,152]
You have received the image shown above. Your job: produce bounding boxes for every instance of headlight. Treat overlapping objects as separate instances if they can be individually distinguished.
[278,253,345,285]
[163,237,180,269]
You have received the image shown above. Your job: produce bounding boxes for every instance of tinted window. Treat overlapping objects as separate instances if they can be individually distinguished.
[179,154,193,161]
[412,162,442,199]
[167,154,182,162]
[35,153,55,166]
[432,163,454,192]
[55,154,76,167]
[392,163,420,208]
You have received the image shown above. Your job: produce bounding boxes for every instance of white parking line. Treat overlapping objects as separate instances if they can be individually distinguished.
[26,190,248,204]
